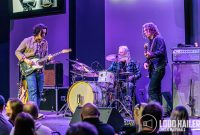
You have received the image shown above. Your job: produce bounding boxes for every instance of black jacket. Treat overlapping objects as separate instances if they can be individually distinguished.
[83,118,115,135]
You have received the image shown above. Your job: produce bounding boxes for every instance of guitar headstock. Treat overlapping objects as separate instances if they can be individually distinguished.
[61,49,72,54]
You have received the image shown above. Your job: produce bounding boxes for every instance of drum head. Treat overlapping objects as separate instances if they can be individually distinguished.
[67,81,95,113]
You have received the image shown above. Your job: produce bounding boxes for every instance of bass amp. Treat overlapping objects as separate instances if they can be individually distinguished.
[172,47,200,62]
[44,63,63,87]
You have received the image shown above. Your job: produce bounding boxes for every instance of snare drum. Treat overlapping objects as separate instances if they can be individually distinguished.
[98,70,115,89]
[98,71,115,88]
[67,81,102,113]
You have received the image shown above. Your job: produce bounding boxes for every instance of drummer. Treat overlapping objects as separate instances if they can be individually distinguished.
[107,45,141,105]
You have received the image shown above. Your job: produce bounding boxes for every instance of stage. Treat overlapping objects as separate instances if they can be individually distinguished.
[4,110,200,135]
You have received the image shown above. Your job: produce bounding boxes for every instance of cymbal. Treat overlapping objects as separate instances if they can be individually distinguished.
[72,64,90,72]
[70,70,82,76]
[70,70,98,77]
[72,61,95,73]
[106,54,128,62]
[69,60,87,66]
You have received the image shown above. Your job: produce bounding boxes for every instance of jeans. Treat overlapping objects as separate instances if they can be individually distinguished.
[26,72,44,107]
[148,68,165,104]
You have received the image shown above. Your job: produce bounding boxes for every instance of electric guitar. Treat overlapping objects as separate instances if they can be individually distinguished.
[144,43,153,78]
[20,49,72,76]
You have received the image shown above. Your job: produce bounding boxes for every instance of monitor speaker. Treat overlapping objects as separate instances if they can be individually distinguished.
[70,107,124,133]
[44,63,63,87]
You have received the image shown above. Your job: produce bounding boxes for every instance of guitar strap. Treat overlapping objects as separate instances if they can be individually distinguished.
[149,36,157,52]
[147,36,157,77]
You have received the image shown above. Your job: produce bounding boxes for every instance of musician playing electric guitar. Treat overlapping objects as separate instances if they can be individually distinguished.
[142,22,168,105]
[15,23,52,107]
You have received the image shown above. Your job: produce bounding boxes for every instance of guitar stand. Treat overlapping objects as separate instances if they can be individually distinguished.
[57,102,72,117]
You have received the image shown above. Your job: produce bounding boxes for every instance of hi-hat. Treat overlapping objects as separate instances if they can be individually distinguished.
[106,54,128,62]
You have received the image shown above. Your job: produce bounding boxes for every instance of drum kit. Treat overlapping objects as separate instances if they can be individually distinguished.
[64,54,136,118]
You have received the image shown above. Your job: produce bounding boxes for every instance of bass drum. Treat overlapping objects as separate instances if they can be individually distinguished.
[67,81,102,113]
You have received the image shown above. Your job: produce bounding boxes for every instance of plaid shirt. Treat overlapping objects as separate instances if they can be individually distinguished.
[107,60,141,80]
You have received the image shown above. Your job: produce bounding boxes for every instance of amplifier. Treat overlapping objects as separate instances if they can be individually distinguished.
[44,63,63,87]
[172,63,200,116]
[172,47,200,62]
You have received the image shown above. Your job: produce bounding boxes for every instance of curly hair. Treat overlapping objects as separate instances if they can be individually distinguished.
[33,23,48,36]
[142,22,160,39]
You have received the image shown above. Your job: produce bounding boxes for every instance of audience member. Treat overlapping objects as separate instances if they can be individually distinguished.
[170,106,192,135]
[10,101,52,135]
[134,103,148,132]
[66,122,98,135]
[122,103,147,135]
[81,103,115,135]
[5,98,23,125]
[13,112,36,135]
[0,95,13,135]
[137,102,163,135]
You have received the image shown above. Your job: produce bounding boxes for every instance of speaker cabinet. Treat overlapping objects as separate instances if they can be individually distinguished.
[70,107,124,133]
[44,63,63,87]
[173,63,200,116]
[40,87,68,111]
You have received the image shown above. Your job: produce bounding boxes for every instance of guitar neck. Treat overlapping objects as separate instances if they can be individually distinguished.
[38,51,63,63]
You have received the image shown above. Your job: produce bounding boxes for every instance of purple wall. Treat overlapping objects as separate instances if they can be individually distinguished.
[10,0,69,97]
[9,0,185,100]
[105,0,185,99]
